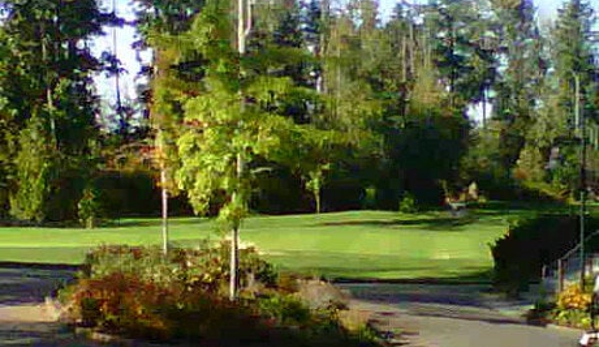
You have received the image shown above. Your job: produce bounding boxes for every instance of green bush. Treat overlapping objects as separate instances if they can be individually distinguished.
[553,309,592,329]
[77,186,101,228]
[489,214,599,293]
[399,192,417,213]
[257,293,312,327]
[362,187,377,210]
[83,241,277,294]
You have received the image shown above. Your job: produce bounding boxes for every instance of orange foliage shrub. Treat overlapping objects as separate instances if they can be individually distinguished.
[557,284,592,311]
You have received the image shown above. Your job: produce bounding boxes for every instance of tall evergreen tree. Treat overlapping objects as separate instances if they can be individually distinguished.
[518,0,599,196]
[490,0,545,170]
[427,0,497,111]
[0,0,111,222]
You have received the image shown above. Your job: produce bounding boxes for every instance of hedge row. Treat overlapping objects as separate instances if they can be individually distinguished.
[490,213,599,293]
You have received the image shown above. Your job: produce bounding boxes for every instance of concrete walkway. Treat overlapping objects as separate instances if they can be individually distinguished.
[338,283,583,347]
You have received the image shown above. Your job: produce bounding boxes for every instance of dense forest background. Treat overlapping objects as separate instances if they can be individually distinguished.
[0,0,597,224]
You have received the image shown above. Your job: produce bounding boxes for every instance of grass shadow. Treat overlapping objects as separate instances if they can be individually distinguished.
[332,268,494,285]
[0,217,208,229]
[318,214,484,231]
[102,217,208,228]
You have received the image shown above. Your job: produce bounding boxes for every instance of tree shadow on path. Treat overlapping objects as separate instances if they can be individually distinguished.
[0,264,77,305]
[338,280,538,327]
[0,322,97,347]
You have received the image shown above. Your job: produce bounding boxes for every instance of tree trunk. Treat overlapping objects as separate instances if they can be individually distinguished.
[315,187,321,214]
[230,0,251,301]
[161,166,169,256]
[229,223,239,301]
[482,87,487,128]
[41,22,56,146]
[230,153,243,301]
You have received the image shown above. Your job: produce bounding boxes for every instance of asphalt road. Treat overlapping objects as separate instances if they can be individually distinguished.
[0,266,92,347]
[0,266,586,347]
[338,283,583,347]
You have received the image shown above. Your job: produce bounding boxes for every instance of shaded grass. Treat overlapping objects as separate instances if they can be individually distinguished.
[0,207,560,281]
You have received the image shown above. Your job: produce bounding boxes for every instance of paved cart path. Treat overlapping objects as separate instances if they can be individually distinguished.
[0,266,97,347]
[337,283,582,347]
[0,266,586,347]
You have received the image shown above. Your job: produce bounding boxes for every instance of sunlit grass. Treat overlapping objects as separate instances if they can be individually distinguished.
[0,206,550,281]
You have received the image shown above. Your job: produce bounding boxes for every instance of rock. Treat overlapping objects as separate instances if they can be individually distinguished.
[43,296,62,321]
[295,279,349,310]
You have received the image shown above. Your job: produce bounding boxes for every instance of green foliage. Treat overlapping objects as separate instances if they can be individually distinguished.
[427,0,497,108]
[553,308,591,329]
[78,186,101,229]
[0,0,108,222]
[63,243,378,346]
[398,192,417,214]
[393,107,470,204]
[83,242,277,293]
[549,278,597,328]
[173,0,322,237]
[2,0,597,225]
[305,166,327,213]
[362,186,377,210]
[524,299,556,326]
[257,293,312,326]
[490,214,599,293]
[9,117,53,222]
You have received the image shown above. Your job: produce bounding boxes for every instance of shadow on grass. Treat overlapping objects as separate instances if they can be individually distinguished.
[0,247,89,266]
[0,217,208,229]
[102,217,208,228]
[318,215,484,231]
[331,269,494,285]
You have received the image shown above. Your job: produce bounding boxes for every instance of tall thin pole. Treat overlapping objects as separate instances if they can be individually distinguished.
[576,73,586,287]
[160,160,169,255]
[151,5,169,257]
[112,0,123,122]
[230,0,252,302]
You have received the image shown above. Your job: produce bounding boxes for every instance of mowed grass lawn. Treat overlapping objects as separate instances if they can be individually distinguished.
[0,208,529,281]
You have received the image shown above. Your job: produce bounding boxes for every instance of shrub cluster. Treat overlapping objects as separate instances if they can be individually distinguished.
[82,242,276,295]
[489,214,599,293]
[534,281,595,329]
[61,242,375,347]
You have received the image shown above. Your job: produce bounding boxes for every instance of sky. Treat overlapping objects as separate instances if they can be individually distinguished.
[92,0,591,111]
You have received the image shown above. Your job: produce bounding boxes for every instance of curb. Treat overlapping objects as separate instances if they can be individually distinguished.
[547,323,585,333]
[0,262,81,271]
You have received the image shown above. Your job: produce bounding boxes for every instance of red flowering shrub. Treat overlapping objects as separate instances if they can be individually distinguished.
[62,242,379,346]
[65,272,172,339]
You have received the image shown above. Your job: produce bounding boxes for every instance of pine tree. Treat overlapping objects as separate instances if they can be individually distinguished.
[530,0,599,196]
[0,0,110,222]
[491,0,545,170]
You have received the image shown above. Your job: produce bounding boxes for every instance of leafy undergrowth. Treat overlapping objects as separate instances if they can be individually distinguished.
[59,242,380,347]
[526,281,595,329]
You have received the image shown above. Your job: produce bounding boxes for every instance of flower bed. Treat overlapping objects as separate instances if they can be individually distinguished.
[527,281,595,329]
[60,242,379,347]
